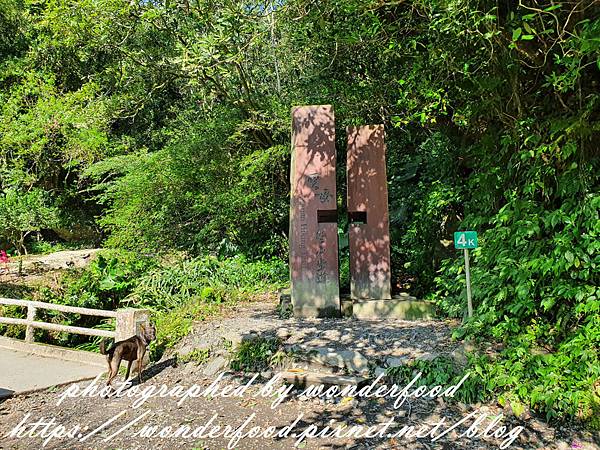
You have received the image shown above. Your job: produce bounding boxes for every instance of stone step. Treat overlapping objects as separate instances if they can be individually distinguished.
[351,298,436,320]
[286,344,371,375]
[280,370,368,387]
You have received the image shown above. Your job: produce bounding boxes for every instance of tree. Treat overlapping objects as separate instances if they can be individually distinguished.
[0,189,59,254]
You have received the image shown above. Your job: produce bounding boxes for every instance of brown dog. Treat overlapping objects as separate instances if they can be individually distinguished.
[100,323,156,388]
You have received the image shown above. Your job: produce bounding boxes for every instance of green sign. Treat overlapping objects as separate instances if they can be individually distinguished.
[454,231,478,249]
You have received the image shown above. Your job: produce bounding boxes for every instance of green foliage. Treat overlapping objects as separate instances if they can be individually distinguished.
[128,254,287,359]
[470,339,600,423]
[151,299,221,360]
[129,255,287,310]
[0,75,110,186]
[389,133,463,293]
[0,0,27,61]
[229,337,282,373]
[0,188,59,254]
[134,255,286,358]
[47,250,156,310]
[434,170,599,423]
[386,356,484,405]
[86,112,290,257]
[0,0,598,427]
[0,304,26,339]
[178,348,211,365]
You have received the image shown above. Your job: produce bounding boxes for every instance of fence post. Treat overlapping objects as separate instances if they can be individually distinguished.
[115,308,150,342]
[25,306,37,343]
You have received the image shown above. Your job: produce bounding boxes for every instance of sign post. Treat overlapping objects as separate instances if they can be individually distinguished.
[454,231,478,318]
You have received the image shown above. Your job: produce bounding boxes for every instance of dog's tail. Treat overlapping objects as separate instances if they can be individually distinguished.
[99,339,107,355]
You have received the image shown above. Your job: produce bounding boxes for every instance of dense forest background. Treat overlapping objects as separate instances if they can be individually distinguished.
[0,0,598,426]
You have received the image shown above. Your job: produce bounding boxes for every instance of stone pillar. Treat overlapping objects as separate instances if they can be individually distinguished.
[289,105,340,317]
[115,308,150,342]
[347,125,392,300]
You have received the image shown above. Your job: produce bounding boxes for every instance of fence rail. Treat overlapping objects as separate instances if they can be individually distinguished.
[0,297,119,318]
[0,297,147,344]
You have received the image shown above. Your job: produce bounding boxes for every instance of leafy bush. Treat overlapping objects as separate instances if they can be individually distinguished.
[433,168,599,423]
[45,250,156,310]
[387,356,485,405]
[86,112,290,258]
[0,188,59,254]
[471,339,600,424]
[129,255,287,358]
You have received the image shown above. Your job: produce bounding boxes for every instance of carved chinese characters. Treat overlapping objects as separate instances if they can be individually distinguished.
[289,105,392,317]
[289,105,340,317]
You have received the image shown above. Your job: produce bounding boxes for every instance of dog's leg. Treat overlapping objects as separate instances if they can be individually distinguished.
[105,357,113,386]
[137,347,146,384]
[125,360,133,381]
[107,354,121,388]
[104,356,118,398]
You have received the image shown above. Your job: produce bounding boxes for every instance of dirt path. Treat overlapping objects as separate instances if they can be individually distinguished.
[0,354,597,449]
[0,249,102,288]
[1,302,598,450]
[174,301,465,377]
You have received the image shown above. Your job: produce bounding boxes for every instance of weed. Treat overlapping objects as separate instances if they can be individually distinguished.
[386,355,484,404]
[229,337,282,372]
[178,348,211,365]
[276,299,293,319]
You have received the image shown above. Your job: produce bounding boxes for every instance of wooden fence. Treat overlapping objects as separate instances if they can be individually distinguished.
[0,298,148,344]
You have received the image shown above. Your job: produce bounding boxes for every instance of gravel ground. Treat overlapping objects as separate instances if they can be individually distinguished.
[174,301,463,363]
[0,359,598,450]
[1,301,598,450]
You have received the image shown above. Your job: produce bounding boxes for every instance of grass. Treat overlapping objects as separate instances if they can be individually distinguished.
[0,249,288,360]
[151,299,222,360]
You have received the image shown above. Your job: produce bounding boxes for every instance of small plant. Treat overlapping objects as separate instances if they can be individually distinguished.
[178,348,211,365]
[276,298,293,319]
[386,356,485,404]
[229,337,282,372]
[222,338,233,352]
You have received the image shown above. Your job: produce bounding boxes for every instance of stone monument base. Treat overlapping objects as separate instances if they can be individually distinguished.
[341,294,436,320]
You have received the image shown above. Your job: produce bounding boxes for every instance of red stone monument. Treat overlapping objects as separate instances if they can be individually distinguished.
[346,125,392,300]
[289,105,340,317]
